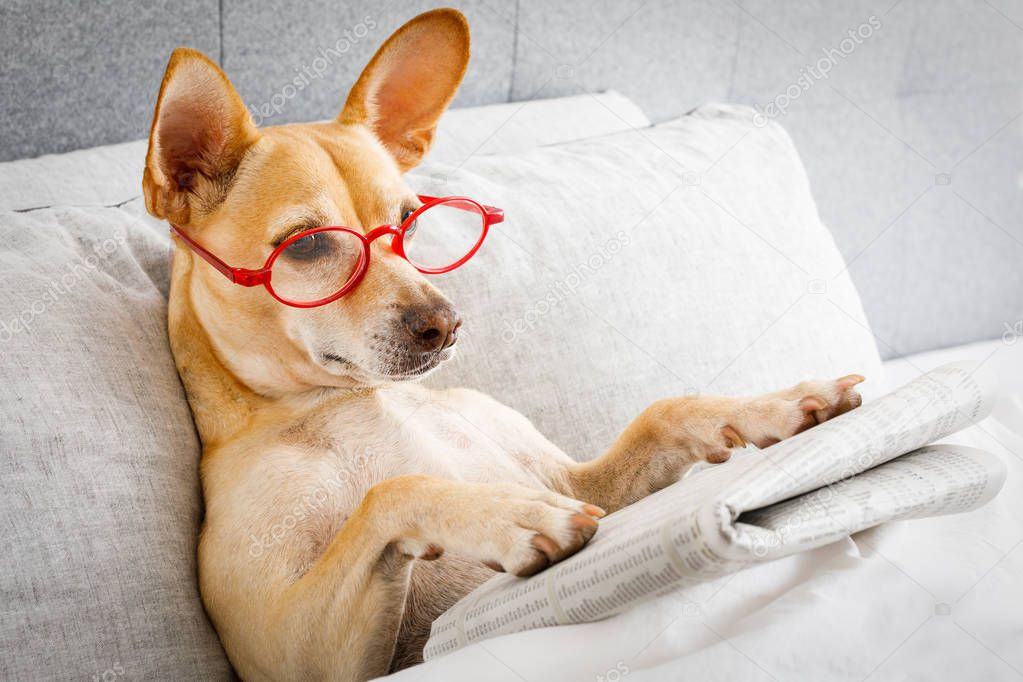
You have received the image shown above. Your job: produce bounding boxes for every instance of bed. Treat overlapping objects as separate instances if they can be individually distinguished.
[1,3,1020,680]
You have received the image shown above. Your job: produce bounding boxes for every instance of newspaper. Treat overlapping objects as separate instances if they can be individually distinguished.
[424,362,1007,659]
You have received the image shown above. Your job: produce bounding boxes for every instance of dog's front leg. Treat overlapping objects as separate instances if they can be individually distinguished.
[566,376,864,513]
[267,475,602,681]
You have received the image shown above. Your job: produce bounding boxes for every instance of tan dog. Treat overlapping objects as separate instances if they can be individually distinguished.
[142,9,863,681]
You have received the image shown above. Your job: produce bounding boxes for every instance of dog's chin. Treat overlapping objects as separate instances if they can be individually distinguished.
[384,346,456,381]
[320,347,455,384]
[385,351,451,380]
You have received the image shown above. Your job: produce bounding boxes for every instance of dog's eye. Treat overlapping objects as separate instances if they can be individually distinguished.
[283,233,328,261]
[401,209,418,238]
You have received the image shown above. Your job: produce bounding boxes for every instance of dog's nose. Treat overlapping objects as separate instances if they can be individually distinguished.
[401,305,462,352]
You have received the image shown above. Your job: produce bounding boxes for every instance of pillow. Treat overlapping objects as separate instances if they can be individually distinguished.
[431,90,649,166]
[415,103,885,459]
[0,203,234,678]
[0,91,648,212]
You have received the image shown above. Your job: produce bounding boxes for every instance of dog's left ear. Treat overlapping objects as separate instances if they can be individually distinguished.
[144,48,259,224]
[340,8,470,171]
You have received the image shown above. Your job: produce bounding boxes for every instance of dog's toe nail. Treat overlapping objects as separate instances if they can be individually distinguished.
[799,396,828,412]
[582,504,606,518]
[570,512,599,530]
[531,534,560,558]
[706,449,731,464]
[721,425,746,449]
[515,549,551,577]
[484,560,505,572]
[838,374,865,390]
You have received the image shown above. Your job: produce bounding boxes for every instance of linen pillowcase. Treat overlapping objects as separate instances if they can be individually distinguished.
[415,103,885,459]
[0,203,234,679]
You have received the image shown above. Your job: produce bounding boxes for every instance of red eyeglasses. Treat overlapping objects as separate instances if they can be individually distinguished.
[170,195,503,308]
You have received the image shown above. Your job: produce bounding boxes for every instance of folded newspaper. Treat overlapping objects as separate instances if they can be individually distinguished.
[424,362,1007,659]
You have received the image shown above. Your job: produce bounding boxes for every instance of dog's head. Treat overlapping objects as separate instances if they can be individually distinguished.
[144,10,471,394]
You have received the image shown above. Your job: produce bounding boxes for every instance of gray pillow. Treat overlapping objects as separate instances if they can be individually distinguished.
[0,203,233,679]
[417,103,884,458]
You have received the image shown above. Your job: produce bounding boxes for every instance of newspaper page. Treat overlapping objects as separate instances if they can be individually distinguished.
[725,444,1006,561]
[423,363,1007,659]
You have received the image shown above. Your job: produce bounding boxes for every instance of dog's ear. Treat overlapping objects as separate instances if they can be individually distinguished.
[143,48,259,224]
[340,9,470,171]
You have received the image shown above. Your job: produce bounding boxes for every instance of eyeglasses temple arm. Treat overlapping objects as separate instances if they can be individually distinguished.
[169,225,265,286]
[416,194,504,225]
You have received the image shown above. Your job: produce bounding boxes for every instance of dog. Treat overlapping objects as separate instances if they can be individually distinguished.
[142,8,863,681]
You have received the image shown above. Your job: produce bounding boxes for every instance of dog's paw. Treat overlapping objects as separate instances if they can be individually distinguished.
[391,480,603,577]
[756,374,865,443]
[715,374,865,453]
[787,374,864,430]
[467,486,604,577]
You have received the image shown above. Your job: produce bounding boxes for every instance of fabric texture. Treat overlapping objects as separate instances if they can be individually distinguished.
[417,103,885,459]
[0,0,220,162]
[1,1,1019,356]
[0,202,234,679]
[0,91,647,679]
[387,340,1023,682]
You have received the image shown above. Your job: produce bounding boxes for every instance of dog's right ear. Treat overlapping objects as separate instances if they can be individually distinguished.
[339,9,470,171]
[143,48,259,225]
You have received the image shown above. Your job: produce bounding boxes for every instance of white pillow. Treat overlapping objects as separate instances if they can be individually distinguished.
[415,103,885,460]
[0,91,648,212]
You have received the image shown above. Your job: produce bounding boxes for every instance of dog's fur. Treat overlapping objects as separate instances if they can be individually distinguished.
[143,9,863,681]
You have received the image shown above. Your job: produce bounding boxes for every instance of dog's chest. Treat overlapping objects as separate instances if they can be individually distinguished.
[320,387,550,489]
[266,387,559,568]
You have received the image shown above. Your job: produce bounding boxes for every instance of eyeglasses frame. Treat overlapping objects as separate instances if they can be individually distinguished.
[169,194,504,308]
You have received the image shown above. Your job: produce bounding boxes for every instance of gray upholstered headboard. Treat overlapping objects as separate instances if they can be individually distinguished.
[1,0,1020,358]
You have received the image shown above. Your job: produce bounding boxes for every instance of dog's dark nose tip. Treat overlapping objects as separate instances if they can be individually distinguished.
[402,306,462,352]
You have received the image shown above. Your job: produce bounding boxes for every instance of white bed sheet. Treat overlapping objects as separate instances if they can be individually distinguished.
[389,339,1023,682]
